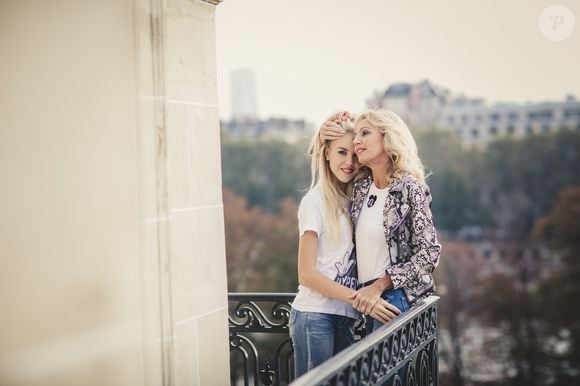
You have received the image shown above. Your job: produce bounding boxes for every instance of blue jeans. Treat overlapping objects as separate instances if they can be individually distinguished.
[288,308,356,377]
[365,288,412,335]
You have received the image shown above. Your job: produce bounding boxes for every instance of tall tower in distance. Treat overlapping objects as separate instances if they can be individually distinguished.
[230,68,257,120]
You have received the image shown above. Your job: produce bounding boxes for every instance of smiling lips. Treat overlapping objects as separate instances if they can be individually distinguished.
[341,167,354,176]
[355,147,365,155]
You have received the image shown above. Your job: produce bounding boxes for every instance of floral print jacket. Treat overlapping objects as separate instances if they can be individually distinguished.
[351,171,441,304]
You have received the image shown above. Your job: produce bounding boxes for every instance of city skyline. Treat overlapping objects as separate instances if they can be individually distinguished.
[216,0,580,125]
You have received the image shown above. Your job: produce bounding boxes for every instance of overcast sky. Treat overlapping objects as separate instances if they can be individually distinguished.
[215,0,580,125]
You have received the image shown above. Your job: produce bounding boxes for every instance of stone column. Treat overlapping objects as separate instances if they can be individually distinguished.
[0,0,229,385]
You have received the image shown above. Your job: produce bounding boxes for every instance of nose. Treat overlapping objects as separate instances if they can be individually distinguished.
[353,133,361,144]
[344,155,353,166]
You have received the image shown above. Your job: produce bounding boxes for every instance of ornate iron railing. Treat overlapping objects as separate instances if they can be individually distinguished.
[228,293,296,386]
[291,296,439,386]
[229,293,439,386]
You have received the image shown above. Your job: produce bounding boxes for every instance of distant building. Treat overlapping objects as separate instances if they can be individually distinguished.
[367,80,580,147]
[221,117,312,143]
[366,79,449,129]
[230,68,257,120]
[442,94,580,147]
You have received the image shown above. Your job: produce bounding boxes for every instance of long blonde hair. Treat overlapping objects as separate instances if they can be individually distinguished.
[354,109,426,182]
[307,110,356,239]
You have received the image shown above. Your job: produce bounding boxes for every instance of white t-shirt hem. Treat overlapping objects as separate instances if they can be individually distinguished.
[291,303,361,320]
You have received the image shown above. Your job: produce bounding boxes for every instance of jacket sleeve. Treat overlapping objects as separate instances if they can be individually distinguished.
[386,181,441,289]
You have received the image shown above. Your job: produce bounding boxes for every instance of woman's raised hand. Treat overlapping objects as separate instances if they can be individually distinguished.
[318,120,345,144]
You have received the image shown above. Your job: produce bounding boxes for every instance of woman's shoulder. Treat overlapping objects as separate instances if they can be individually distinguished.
[399,172,432,201]
[399,172,429,193]
[300,185,324,206]
[400,172,427,188]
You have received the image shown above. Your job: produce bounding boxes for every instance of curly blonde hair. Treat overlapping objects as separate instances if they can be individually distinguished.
[354,109,426,182]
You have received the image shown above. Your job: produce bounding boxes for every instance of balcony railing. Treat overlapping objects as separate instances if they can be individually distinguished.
[228,293,296,386]
[228,293,439,386]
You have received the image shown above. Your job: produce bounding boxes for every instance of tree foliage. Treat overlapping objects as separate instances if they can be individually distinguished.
[223,189,298,293]
[221,128,580,384]
[221,133,310,212]
[481,130,580,238]
[532,186,580,385]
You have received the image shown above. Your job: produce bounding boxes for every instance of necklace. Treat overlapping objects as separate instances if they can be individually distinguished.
[367,194,377,208]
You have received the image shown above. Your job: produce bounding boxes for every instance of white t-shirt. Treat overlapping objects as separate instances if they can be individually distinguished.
[356,181,391,284]
[291,185,359,319]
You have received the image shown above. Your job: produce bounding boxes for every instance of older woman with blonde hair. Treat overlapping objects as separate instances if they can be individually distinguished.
[320,109,441,334]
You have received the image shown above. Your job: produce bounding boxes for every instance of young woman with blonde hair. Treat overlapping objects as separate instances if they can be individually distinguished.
[289,110,401,377]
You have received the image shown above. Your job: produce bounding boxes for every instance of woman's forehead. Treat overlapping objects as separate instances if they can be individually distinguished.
[355,119,375,130]
[330,132,354,147]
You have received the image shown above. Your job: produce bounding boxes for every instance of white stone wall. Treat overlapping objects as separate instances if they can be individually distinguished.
[0,0,229,385]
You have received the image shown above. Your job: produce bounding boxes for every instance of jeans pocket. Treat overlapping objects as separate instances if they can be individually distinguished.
[288,308,298,328]
[395,290,411,313]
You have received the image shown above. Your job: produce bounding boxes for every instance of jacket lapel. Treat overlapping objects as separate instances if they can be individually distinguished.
[351,175,371,228]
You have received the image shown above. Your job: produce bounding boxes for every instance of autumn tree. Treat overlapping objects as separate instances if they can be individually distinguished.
[532,186,580,385]
[435,239,485,386]
[223,189,299,293]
